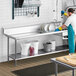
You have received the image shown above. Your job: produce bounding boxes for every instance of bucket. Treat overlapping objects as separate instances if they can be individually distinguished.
[51,40,56,51]
[43,42,52,52]
[21,42,31,56]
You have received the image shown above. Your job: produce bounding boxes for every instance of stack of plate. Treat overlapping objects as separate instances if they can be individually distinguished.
[40,24,55,32]
[48,24,55,32]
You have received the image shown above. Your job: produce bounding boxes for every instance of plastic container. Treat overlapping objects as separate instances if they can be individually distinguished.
[29,46,34,56]
[43,42,52,52]
[20,40,39,56]
[21,42,31,56]
[51,40,56,51]
[31,40,39,55]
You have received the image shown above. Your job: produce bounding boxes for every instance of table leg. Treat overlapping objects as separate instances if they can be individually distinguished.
[72,69,74,76]
[14,59,17,66]
[55,62,58,76]
[14,39,17,66]
[7,37,9,62]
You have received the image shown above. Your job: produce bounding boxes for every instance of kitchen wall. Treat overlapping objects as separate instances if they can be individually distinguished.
[0,0,63,62]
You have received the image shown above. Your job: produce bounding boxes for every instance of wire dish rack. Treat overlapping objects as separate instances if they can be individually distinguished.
[12,0,41,19]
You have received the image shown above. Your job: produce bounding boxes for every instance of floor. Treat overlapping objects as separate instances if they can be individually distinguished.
[0,52,75,76]
[51,71,74,76]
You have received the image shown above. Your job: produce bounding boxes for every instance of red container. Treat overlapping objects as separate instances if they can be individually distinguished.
[29,47,34,56]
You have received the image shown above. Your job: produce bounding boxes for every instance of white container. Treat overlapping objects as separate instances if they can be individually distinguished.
[51,40,56,51]
[21,42,31,56]
[43,42,52,52]
[31,40,39,55]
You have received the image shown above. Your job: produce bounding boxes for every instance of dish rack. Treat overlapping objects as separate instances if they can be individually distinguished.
[12,0,41,19]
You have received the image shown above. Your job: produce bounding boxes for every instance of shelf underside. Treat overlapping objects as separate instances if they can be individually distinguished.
[9,31,63,40]
[9,45,69,60]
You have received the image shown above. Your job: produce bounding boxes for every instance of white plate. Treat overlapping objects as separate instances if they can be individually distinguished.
[48,24,55,32]
[41,24,49,32]
[44,24,49,32]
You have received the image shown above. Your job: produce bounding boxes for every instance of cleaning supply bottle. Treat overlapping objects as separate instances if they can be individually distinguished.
[29,46,34,56]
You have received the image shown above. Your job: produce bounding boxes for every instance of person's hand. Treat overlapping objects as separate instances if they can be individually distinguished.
[55,27,62,31]
[55,28,59,31]
[58,27,62,31]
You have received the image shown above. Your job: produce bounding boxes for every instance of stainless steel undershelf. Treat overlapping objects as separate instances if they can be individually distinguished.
[9,45,69,60]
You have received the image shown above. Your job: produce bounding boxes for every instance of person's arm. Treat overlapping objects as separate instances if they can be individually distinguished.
[60,17,71,30]
[61,24,67,29]
[55,17,71,31]
[55,24,68,31]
